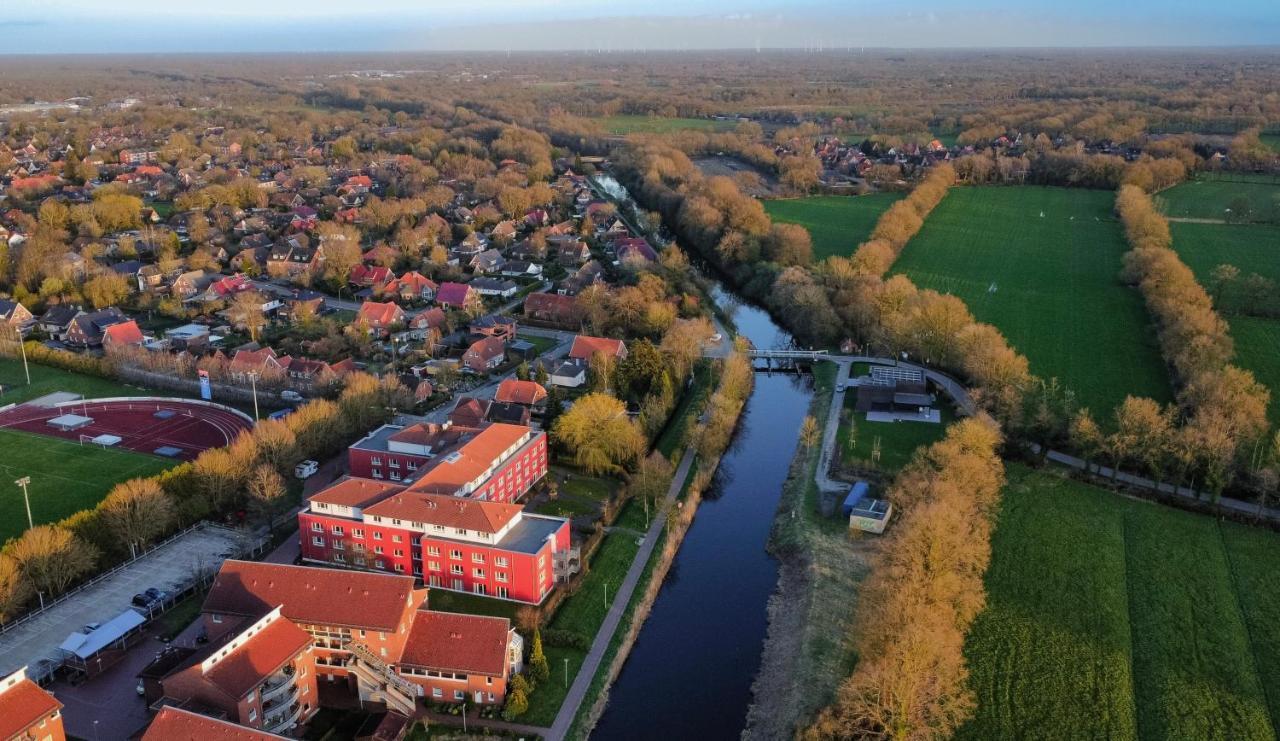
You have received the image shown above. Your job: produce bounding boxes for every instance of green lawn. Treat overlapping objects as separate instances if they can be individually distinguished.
[892,186,1172,416]
[0,428,174,544]
[962,465,1280,740]
[1262,134,1280,154]
[1157,177,1280,224]
[0,358,151,405]
[764,193,905,261]
[835,397,953,473]
[1230,316,1280,425]
[596,115,737,135]
[515,333,559,357]
[655,361,714,459]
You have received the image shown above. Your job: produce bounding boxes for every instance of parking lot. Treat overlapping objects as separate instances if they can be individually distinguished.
[0,523,253,682]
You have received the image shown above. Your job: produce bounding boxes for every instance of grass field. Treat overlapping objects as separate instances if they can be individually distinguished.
[764,193,905,261]
[0,428,174,544]
[961,465,1280,740]
[835,397,953,473]
[596,115,737,135]
[892,186,1172,415]
[0,358,151,405]
[1263,134,1280,153]
[1157,177,1280,223]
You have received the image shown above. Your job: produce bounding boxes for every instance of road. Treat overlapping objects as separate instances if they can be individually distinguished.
[547,443,699,741]
[249,279,551,317]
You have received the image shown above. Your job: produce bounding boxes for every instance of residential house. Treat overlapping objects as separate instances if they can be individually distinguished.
[556,241,591,266]
[0,667,64,741]
[523,293,578,327]
[490,220,518,242]
[227,347,292,384]
[202,274,254,302]
[435,282,476,311]
[568,335,627,362]
[463,337,507,374]
[142,707,286,741]
[469,278,518,299]
[171,269,216,301]
[102,319,146,350]
[494,379,547,410]
[0,298,34,332]
[288,357,356,390]
[455,232,488,256]
[384,272,437,303]
[449,398,491,429]
[500,260,542,278]
[546,358,587,388]
[350,264,394,291]
[64,307,129,347]
[408,308,448,339]
[614,237,658,264]
[468,315,516,341]
[486,401,531,426]
[37,305,82,341]
[267,235,323,279]
[356,301,406,337]
[469,249,505,275]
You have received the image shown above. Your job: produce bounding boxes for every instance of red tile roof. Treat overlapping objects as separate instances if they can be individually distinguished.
[204,561,420,631]
[569,335,626,361]
[495,379,547,406]
[310,477,405,509]
[103,319,145,346]
[203,615,312,699]
[364,491,522,535]
[143,707,286,740]
[399,610,511,676]
[397,423,530,498]
[357,301,404,327]
[435,282,472,307]
[0,672,62,741]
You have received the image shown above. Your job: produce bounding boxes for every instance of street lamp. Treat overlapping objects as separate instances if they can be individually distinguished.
[248,371,261,420]
[14,477,32,531]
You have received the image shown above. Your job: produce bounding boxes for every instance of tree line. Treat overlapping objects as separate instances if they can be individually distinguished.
[0,370,408,622]
[803,416,1006,740]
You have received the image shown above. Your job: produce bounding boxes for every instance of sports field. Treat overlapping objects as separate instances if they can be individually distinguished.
[961,465,1280,741]
[0,357,147,405]
[892,186,1172,415]
[0,428,173,544]
[764,193,905,261]
[597,115,737,135]
[1157,176,1280,223]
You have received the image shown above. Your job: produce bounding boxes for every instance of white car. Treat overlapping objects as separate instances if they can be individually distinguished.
[294,460,319,479]
[281,390,304,403]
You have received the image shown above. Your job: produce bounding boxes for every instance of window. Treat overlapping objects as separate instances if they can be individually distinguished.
[353,528,364,539]
[495,557,509,568]
[372,470,383,479]
[390,472,401,481]
[432,524,445,532]
[427,546,440,556]
[433,688,442,698]
[332,541,344,551]
[389,459,400,469]
[248,708,257,722]
[392,519,402,526]
[312,536,325,547]
[456,528,468,536]
[211,613,223,624]
[496,572,508,583]
[394,549,403,557]
[311,522,322,532]
[394,564,404,573]
[473,583,486,595]
[374,559,385,569]
[373,532,383,540]
[429,561,440,572]
[454,690,465,700]
[374,546,384,555]
[472,553,485,563]
[450,549,462,560]
[407,461,418,471]
[371,457,382,466]
[334,553,346,563]
[450,564,463,575]
[331,526,344,536]
[392,535,403,543]
[473,568,485,579]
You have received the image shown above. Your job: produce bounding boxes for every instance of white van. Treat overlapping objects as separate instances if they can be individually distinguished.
[294,460,319,479]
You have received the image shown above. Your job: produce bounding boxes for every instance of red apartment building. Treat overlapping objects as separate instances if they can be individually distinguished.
[142,707,287,741]
[200,561,522,712]
[0,667,64,741]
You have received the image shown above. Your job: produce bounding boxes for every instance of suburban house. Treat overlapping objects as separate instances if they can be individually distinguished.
[0,298,34,331]
[64,307,129,348]
[462,337,506,373]
[357,301,406,337]
[101,319,147,350]
[266,235,323,278]
[469,278,518,298]
[434,282,475,310]
[494,379,548,410]
[142,707,287,741]
[384,271,437,302]
[37,305,81,340]
[0,667,64,741]
[227,347,293,383]
[449,398,491,429]
[523,293,578,327]
[486,401,531,426]
[568,335,628,362]
[409,308,448,337]
[501,260,542,278]
[468,315,516,341]
[350,264,394,290]
[201,561,522,709]
[155,607,320,736]
[469,249,505,275]
[546,359,588,388]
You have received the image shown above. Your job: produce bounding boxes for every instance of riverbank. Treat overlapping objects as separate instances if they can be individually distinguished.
[746,362,876,739]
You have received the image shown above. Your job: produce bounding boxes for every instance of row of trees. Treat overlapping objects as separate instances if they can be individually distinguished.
[1115,185,1270,497]
[0,371,408,621]
[850,164,954,277]
[804,416,1005,740]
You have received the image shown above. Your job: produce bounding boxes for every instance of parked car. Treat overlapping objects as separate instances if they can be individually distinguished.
[294,460,320,479]
[136,680,145,696]
[281,390,304,402]
[835,382,846,392]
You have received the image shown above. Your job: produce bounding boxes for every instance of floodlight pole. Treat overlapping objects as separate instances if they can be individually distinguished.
[249,372,260,421]
[18,333,29,385]
[14,476,32,531]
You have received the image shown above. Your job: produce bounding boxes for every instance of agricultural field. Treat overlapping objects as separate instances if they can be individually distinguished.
[1157,176,1280,224]
[892,186,1172,416]
[0,428,174,544]
[764,193,905,261]
[1263,133,1280,153]
[596,115,737,135]
[961,465,1280,740]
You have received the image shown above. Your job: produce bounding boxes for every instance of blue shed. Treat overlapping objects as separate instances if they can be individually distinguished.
[841,480,871,517]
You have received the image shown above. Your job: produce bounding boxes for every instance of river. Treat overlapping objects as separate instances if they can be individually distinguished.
[589,283,814,739]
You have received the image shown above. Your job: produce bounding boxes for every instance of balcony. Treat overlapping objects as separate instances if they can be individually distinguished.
[261,675,299,709]
[264,701,304,734]
[553,547,582,580]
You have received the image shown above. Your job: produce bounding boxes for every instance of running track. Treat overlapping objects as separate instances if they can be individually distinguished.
[0,399,253,461]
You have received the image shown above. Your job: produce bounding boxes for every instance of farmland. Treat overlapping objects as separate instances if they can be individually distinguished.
[892,186,1172,416]
[764,193,904,261]
[961,465,1280,740]
[0,428,174,544]
[1156,176,1280,223]
[596,115,737,135]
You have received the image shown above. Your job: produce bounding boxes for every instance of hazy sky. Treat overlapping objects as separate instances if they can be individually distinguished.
[5,0,1279,53]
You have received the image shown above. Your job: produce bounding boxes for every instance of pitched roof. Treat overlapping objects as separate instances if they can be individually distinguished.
[103,319,145,345]
[435,282,472,306]
[143,706,287,740]
[357,301,404,326]
[399,610,510,676]
[411,307,447,330]
[309,476,405,509]
[0,671,62,740]
[464,336,506,362]
[203,561,419,631]
[393,423,531,500]
[568,335,626,361]
[367,490,522,535]
[201,615,312,699]
[495,379,547,406]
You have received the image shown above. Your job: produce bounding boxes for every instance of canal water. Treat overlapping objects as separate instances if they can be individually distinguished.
[590,288,813,739]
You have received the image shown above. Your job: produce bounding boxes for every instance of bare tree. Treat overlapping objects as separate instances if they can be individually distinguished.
[9,526,98,596]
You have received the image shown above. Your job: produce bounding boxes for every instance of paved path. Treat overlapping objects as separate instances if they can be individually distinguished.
[815,360,852,492]
[1166,217,1229,224]
[546,444,698,741]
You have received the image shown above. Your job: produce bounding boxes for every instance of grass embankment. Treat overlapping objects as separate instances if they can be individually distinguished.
[748,362,874,739]
[962,464,1280,740]
[892,186,1172,415]
[0,357,152,405]
[764,193,905,262]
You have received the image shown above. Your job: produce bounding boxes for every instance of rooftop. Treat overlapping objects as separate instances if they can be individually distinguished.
[143,706,287,740]
[309,476,405,509]
[399,611,510,676]
[198,614,312,699]
[364,491,523,536]
[399,423,533,497]
[0,670,62,740]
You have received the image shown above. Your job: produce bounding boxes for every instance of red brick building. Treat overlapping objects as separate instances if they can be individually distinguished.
[346,422,544,497]
[157,607,319,735]
[142,707,287,740]
[0,667,63,741]
[200,561,521,711]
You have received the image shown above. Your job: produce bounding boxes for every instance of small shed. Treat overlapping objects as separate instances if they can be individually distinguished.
[842,480,893,535]
[841,481,871,517]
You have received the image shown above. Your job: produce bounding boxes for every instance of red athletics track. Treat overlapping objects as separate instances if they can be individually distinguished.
[0,398,254,461]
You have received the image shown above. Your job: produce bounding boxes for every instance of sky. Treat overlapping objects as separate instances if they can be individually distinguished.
[4,0,1279,53]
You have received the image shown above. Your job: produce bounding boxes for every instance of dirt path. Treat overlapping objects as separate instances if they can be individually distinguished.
[1166,216,1229,224]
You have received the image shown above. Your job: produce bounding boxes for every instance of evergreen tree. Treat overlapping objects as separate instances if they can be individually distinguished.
[530,628,550,682]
